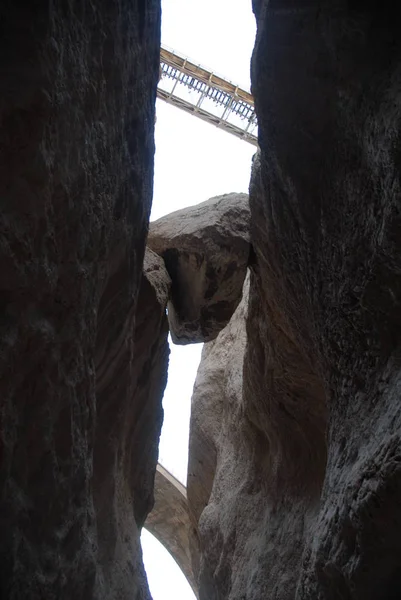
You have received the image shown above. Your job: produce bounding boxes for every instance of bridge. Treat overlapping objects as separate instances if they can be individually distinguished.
[157,45,258,146]
[145,464,198,598]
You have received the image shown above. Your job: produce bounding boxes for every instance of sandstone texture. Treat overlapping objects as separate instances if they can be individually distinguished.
[188,2,401,599]
[187,276,260,600]
[148,193,250,344]
[0,3,163,599]
[188,277,311,600]
[94,248,170,597]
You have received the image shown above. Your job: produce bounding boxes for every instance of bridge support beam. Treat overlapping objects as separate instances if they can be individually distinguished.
[145,464,198,598]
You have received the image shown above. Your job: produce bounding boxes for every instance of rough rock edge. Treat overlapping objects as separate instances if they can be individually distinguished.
[0,2,162,598]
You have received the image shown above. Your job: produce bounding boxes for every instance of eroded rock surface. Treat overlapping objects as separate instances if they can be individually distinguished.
[94,248,170,597]
[188,276,311,600]
[148,193,250,344]
[188,3,401,599]
[0,3,162,599]
[187,277,257,600]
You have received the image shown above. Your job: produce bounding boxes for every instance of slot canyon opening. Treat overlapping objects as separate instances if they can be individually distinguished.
[3,2,400,599]
[142,529,196,600]
[141,0,256,596]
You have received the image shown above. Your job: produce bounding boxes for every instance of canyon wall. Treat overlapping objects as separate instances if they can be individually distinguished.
[0,2,163,598]
[188,2,401,599]
[2,1,401,599]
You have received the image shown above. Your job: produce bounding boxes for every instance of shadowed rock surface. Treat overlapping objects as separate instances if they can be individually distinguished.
[188,2,401,599]
[148,193,250,344]
[0,2,162,599]
[3,1,401,599]
[94,248,170,597]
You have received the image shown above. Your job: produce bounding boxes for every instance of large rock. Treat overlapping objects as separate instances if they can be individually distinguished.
[188,2,401,599]
[187,276,286,600]
[94,248,170,597]
[186,278,249,594]
[189,232,327,600]
[148,193,250,344]
[251,2,401,597]
[0,3,161,599]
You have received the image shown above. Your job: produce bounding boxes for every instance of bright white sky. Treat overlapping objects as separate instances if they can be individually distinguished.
[142,1,256,598]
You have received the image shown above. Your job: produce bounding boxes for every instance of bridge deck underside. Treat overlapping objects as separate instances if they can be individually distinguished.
[145,464,198,598]
[158,46,258,146]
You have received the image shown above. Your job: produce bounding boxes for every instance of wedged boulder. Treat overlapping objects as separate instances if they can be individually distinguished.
[0,3,161,599]
[148,193,250,344]
[189,2,401,599]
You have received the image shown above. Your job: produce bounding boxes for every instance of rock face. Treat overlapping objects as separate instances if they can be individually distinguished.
[0,3,162,599]
[94,248,170,597]
[188,2,401,599]
[148,193,250,344]
[187,276,258,600]
[189,277,311,600]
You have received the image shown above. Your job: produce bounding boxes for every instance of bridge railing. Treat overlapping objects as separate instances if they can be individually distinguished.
[158,45,258,146]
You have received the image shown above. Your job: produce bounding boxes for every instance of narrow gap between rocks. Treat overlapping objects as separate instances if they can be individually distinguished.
[141,0,256,598]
